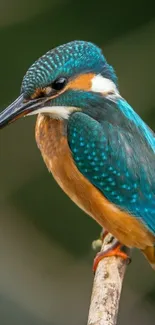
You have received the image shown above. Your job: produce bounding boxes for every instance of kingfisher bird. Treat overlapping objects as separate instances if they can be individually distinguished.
[0,41,155,270]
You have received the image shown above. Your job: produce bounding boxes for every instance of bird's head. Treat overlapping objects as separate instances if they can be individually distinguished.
[0,40,119,128]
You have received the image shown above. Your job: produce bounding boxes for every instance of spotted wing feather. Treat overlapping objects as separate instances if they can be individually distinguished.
[67,100,155,234]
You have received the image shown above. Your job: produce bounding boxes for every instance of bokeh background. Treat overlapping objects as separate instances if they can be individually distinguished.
[0,1,155,324]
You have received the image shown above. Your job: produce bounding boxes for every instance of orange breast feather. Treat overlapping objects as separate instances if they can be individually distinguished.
[35,115,154,249]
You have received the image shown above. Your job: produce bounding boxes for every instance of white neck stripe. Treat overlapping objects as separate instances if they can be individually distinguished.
[91,74,119,97]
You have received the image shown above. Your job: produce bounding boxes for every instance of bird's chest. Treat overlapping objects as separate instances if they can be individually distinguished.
[35,115,71,187]
[35,115,109,223]
[35,114,90,211]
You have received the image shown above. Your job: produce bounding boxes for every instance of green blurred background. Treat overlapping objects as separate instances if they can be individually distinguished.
[0,1,155,324]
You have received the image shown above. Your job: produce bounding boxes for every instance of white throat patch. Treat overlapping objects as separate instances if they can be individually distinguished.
[27,106,79,120]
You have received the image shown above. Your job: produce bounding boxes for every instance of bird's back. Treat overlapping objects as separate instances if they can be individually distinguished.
[67,96,155,235]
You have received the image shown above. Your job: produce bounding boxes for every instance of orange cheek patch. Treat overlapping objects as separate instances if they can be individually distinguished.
[67,73,95,91]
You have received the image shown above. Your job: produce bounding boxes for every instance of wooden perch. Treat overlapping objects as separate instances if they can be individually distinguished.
[87,233,131,325]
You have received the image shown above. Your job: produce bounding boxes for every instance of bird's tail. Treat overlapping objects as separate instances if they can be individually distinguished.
[142,246,155,270]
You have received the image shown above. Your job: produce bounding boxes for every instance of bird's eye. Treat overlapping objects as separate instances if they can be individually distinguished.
[52,77,67,91]
[29,77,68,100]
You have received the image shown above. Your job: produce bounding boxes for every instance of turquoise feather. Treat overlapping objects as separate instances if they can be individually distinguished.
[68,99,155,234]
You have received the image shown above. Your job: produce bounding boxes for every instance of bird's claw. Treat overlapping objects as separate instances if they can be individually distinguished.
[93,236,131,273]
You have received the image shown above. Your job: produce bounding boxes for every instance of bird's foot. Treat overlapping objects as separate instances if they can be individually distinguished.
[93,236,131,273]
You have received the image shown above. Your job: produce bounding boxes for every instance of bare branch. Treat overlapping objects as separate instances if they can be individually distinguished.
[87,233,131,325]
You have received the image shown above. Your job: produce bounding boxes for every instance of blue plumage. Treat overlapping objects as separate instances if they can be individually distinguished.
[68,98,155,234]
[21,41,117,98]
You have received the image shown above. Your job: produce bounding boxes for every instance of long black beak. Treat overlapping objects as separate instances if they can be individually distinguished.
[0,94,46,129]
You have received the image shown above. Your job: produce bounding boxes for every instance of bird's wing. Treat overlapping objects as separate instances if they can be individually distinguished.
[67,99,155,234]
